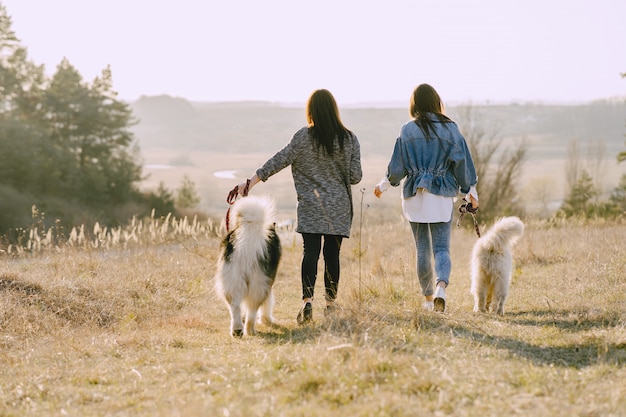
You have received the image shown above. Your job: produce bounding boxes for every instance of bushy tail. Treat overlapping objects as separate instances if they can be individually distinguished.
[229,195,275,230]
[481,216,524,250]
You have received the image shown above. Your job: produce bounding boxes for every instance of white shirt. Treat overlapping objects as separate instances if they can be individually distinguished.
[377,177,478,223]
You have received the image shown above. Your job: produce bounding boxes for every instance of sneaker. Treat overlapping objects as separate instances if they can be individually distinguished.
[433,286,446,312]
[297,302,313,324]
[422,301,434,311]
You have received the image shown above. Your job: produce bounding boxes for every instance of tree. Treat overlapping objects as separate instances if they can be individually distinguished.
[1,4,144,233]
[558,170,599,218]
[176,175,200,209]
[0,4,45,115]
[40,59,142,205]
[564,140,582,191]
[565,138,608,198]
[607,174,626,215]
[0,3,47,188]
[146,182,175,217]
[0,4,52,233]
[454,105,527,223]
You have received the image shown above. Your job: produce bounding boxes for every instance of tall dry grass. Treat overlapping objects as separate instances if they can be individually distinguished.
[1,206,625,416]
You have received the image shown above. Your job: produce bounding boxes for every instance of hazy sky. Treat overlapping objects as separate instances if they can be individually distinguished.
[3,0,625,105]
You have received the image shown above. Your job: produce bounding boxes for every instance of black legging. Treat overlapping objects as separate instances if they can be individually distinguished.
[301,233,343,301]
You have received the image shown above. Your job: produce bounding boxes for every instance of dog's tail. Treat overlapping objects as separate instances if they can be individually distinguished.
[229,195,275,230]
[482,216,524,249]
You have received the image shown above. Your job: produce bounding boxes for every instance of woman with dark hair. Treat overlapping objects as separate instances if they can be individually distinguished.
[374,83,478,312]
[236,89,362,323]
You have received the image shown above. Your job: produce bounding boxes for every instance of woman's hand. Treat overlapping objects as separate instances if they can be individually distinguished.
[374,178,389,199]
[237,180,250,196]
[237,174,260,197]
[469,194,478,209]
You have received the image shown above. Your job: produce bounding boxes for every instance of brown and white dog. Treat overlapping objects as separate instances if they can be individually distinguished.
[214,196,281,336]
[470,216,524,315]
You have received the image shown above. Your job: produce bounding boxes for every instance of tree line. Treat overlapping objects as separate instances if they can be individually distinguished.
[0,4,186,240]
[556,72,626,219]
[453,102,626,223]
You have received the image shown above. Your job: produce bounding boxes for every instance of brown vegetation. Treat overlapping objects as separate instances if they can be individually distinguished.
[1,207,625,416]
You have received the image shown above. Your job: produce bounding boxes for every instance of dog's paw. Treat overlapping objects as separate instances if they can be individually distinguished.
[473,304,486,313]
[231,328,243,337]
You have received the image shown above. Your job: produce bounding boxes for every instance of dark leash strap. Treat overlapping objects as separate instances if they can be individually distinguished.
[456,198,481,238]
[225,179,250,232]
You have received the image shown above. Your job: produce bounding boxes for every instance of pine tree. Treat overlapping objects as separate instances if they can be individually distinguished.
[558,170,599,217]
[1,3,143,232]
[176,175,201,209]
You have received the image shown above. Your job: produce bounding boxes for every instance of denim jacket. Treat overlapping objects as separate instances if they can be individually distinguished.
[386,114,477,198]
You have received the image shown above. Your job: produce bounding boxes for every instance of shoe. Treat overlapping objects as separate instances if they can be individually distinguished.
[433,286,446,312]
[297,302,313,324]
[422,301,434,311]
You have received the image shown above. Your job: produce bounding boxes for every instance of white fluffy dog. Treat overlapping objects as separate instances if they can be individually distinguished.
[214,196,281,336]
[470,216,524,315]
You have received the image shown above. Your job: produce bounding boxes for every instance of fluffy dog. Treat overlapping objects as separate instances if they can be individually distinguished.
[214,196,281,336]
[470,216,524,315]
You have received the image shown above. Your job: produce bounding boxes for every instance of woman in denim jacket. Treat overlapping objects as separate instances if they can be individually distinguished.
[374,84,478,312]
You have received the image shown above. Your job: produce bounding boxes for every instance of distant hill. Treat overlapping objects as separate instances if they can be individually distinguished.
[130,95,626,160]
[131,96,304,152]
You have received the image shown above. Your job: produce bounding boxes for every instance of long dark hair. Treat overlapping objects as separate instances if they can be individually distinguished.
[410,84,452,137]
[306,89,351,156]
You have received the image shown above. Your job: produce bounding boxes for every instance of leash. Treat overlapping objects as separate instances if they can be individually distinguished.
[456,198,481,238]
[225,179,250,232]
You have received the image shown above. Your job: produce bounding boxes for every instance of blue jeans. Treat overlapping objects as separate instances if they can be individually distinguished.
[409,219,452,297]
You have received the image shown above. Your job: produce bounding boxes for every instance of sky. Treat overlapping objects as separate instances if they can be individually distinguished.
[3,0,626,105]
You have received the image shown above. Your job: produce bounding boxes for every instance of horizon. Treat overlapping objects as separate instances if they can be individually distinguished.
[134,94,626,109]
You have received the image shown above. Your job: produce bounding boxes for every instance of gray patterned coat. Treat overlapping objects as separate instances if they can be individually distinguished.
[256,127,362,237]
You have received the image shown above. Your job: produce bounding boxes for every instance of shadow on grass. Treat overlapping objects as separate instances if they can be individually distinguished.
[257,320,344,344]
[257,325,320,344]
[504,308,624,331]
[451,324,625,369]
[256,308,377,344]
[416,309,626,369]
[256,303,626,369]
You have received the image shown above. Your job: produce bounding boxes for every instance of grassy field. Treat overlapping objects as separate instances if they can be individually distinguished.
[1,203,625,416]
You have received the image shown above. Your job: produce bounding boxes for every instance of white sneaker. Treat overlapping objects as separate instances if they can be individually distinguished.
[422,301,434,311]
[433,286,446,312]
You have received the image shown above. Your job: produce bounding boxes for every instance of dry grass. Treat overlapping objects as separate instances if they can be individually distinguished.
[1,207,626,416]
